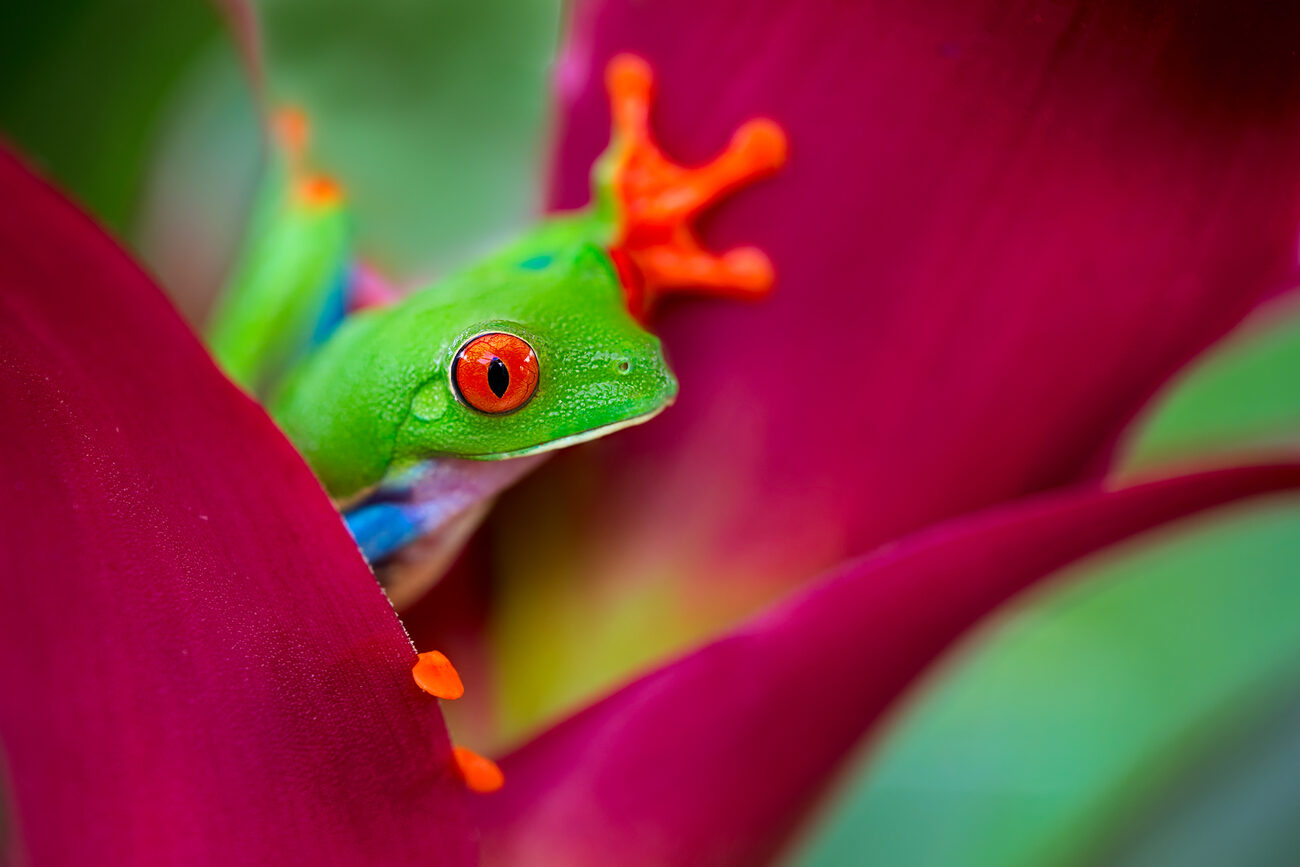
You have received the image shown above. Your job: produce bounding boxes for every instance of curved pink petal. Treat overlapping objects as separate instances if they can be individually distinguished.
[537,0,1300,586]
[0,149,472,865]
[477,463,1300,866]
[468,0,1300,738]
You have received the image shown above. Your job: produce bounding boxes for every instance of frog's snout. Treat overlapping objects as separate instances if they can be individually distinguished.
[594,332,677,417]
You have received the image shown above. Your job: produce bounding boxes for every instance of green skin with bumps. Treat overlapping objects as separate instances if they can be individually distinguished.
[271,216,677,499]
[208,152,678,503]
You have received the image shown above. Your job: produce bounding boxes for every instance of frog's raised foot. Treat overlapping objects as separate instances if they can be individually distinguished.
[602,54,788,318]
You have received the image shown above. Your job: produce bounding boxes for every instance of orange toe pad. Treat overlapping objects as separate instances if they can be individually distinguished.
[411,650,465,700]
[452,746,505,793]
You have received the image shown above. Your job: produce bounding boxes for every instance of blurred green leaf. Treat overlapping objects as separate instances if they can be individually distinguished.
[252,0,563,279]
[785,493,1300,867]
[1104,689,1300,867]
[0,0,221,234]
[1115,294,1300,478]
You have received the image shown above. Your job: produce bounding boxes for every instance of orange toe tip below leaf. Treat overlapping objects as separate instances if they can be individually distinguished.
[411,650,465,700]
[452,746,505,794]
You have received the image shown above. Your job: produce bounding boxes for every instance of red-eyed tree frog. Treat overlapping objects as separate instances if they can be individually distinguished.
[207,55,787,607]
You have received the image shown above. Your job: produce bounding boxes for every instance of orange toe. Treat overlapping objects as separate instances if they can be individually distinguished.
[411,650,465,700]
[452,746,505,794]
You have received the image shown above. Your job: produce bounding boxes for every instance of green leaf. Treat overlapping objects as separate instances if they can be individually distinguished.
[1104,689,1300,867]
[252,0,563,278]
[785,493,1300,867]
[0,0,221,233]
[1115,295,1300,478]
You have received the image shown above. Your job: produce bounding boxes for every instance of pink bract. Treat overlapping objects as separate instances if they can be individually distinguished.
[0,149,473,866]
[536,0,1300,591]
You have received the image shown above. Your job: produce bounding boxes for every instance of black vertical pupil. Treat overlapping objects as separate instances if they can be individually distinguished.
[487,357,510,398]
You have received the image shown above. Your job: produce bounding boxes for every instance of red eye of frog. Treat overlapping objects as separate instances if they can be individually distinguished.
[452,332,539,414]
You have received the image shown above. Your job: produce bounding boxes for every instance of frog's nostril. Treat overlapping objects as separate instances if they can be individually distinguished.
[616,360,632,374]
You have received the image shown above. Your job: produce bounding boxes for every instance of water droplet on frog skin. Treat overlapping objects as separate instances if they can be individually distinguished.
[411,377,448,422]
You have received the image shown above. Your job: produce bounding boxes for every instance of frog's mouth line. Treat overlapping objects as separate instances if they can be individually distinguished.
[467,404,669,461]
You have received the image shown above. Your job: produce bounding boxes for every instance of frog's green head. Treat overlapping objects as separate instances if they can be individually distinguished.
[271,239,677,498]
[391,243,679,463]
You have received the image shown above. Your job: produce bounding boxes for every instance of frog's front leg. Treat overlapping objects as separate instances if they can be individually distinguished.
[207,109,358,397]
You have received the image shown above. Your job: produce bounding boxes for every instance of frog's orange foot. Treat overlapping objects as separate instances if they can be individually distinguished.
[271,106,344,209]
[409,652,504,792]
[411,649,465,700]
[451,745,505,794]
[604,54,787,318]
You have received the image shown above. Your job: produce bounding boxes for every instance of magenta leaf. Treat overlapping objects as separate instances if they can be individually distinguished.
[477,464,1300,866]
[539,0,1300,580]
[474,0,1300,740]
[0,148,472,866]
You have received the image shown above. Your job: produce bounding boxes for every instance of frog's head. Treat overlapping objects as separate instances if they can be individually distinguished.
[390,242,678,464]
[272,240,677,498]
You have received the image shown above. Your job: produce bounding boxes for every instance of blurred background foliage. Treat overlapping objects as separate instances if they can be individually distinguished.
[787,495,1300,866]
[778,303,1300,863]
[0,0,222,236]
[3,0,561,321]
[252,0,562,280]
[1117,293,1300,479]
[5,2,1300,865]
